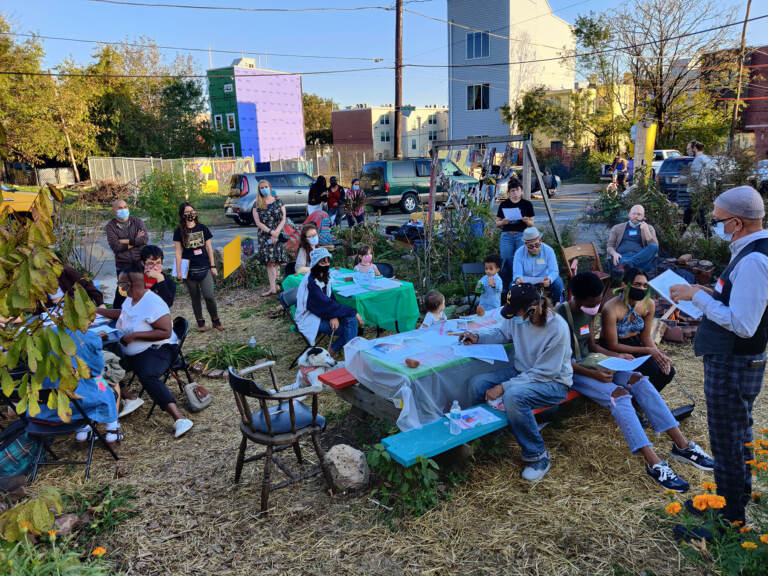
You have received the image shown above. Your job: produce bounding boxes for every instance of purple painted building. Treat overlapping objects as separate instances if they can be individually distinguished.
[207,58,306,162]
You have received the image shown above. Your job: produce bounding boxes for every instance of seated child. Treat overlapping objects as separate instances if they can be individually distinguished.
[353,244,381,276]
[420,289,447,328]
[476,254,503,310]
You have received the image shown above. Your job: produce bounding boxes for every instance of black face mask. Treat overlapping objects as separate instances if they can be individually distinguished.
[628,287,647,301]
[184,213,197,222]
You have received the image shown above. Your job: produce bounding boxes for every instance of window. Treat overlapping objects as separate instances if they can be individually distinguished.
[428,130,438,141]
[466,32,490,59]
[226,113,236,131]
[380,131,391,142]
[411,138,417,150]
[415,160,431,177]
[467,84,490,110]
[214,115,223,131]
[391,161,415,178]
[290,174,314,187]
[379,114,390,125]
[427,114,437,125]
[220,143,235,158]
[223,83,233,93]
[261,175,289,187]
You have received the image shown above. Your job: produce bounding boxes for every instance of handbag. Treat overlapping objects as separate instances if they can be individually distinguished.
[188,267,209,282]
[184,382,212,412]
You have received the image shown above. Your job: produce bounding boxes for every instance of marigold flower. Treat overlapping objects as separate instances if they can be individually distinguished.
[19,521,31,532]
[666,502,682,515]
[91,547,106,556]
[741,541,758,549]
[756,449,768,455]
[707,494,726,509]
[48,529,58,539]
[702,482,717,492]
[760,534,768,545]
[732,521,744,527]
[745,459,757,466]
[692,494,709,511]
[759,428,768,434]
[740,526,753,533]
[752,492,762,501]
[744,442,758,448]
[757,462,768,471]
[664,489,677,495]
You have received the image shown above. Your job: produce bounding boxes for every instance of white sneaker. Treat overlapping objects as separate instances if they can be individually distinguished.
[174,418,193,438]
[75,425,91,442]
[118,397,144,418]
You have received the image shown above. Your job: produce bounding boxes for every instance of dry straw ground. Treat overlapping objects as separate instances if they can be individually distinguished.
[30,288,768,576]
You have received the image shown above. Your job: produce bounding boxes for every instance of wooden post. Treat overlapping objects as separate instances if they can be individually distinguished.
[525,140,561,246]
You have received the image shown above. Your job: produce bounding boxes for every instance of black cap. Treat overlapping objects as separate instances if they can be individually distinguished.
[329,176,338,183]
[501,283,539,319]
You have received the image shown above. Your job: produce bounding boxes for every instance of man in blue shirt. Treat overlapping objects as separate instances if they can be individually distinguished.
[513,227,564,303]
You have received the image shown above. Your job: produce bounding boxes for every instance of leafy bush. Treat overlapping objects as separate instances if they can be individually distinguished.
[187,340,275,371]
[0,487,63,542]
[570,149,612,182]
[81,180,130,204]
[63,485,137,543]
[0,537,111,576]
[217,255,267,292]
[366,444,440,516]
[136,169,201,234]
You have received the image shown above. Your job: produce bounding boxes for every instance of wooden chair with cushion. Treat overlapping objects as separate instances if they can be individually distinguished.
[227,363,333,515]
[560,242,611,300]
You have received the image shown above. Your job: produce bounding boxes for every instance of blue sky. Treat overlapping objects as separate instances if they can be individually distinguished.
[4,0,766,108]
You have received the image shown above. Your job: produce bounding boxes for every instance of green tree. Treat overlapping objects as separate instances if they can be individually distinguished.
[156,78,212,157]
[500,86,559,135]
[302,93,337,144]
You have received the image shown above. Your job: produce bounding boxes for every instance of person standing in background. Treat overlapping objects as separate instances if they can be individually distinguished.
[326,176,345,227]
[105,198,148,308]
[496,177,534,294]
[344,178,366,226]
[308,175,328,216]
[671,185,768,526]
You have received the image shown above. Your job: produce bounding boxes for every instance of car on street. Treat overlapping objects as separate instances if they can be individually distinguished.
[360,158,478,213]
[224,171,315,225]
[651,149,682,178]
[655,156,693,207]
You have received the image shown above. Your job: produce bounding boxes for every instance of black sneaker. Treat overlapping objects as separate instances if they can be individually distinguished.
[646,461,690,492]
[673,524,713,543]
[671,442,715,471]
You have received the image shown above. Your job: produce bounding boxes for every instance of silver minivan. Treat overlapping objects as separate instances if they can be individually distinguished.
[224,171,314,225]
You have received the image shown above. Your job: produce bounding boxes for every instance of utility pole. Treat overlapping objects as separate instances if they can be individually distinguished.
[394,0,403,159]
[728,0,752,152]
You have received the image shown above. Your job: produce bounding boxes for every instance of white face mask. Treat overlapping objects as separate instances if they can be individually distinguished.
[714,221,733,242]
[307,235,319,246]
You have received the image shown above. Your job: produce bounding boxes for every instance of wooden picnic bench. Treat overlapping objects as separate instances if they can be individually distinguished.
[318,367,582,467]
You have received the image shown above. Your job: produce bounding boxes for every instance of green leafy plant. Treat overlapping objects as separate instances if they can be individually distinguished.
[187,340,275,371]
[0,186,96,422]
[136,169,201,235]
[0,535,111,576]
[366,444,440,517]
[63,485,137,543]
[0,487,63,542]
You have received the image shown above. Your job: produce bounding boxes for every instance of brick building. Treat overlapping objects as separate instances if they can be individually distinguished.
[744,46,768,157]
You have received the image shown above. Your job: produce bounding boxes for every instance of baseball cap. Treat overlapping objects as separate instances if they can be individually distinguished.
[501,283,539,319]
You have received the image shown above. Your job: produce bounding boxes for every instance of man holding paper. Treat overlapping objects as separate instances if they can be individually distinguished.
[496,178,534,293]
[513,227,564,304]
[671,185,768,525]
[557,273,713,492]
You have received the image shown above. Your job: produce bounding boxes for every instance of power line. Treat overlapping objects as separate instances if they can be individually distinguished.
[0,31,387,62]
[403,13,768,69]
[87,0,397,12]
[0,66,394,79]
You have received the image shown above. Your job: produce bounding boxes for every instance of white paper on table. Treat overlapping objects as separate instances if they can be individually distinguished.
[649,269,703,319]
[502,207,523,221]
[452,344,509,362]
[171,259,190,280]
[443,406,502,429]
[419,331,462,348]
[335,284,370,297]
[598,354,651,372]
[367,278,402,291]
[520,276,547,285]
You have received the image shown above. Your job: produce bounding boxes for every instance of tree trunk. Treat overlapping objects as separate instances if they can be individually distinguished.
[62,124,80,183]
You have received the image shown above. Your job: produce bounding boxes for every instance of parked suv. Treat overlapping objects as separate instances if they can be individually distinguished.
[651,149,682,178]
[360,158,478,213]
[224,171,314,225]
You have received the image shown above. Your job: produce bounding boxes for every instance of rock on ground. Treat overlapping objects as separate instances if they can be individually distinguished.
[325,444,370,492]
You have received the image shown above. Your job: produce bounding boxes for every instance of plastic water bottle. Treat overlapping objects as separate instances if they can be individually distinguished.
[449,400,462,435]
[249,337,256,348]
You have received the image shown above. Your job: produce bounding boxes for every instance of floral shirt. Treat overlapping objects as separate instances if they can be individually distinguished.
[345,187,366,217]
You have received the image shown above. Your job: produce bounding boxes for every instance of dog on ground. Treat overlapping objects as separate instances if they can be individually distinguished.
[283,347,343,392]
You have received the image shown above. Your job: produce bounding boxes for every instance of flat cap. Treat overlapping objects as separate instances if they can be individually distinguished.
[714,185,765,220]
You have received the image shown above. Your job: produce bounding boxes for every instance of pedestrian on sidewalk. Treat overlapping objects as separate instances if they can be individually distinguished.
[105,198,148,309]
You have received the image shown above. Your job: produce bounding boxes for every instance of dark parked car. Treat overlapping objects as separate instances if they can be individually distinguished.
[655,156,694,208]
[224,171,314,225]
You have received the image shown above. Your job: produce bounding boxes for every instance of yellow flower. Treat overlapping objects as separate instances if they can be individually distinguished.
[760,534,768,545]
[692,494,709,511]
[666,502,682,515]
[19,521,31,532]
[91,547,106,557]
[664,489,677,495]
[48,529,58,540]
[740,526,753,533]
[702,481,717,492]
[741,541,758,549]
[707,494,726,509]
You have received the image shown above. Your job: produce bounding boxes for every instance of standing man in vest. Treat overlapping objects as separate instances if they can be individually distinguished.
[670,185,768,524]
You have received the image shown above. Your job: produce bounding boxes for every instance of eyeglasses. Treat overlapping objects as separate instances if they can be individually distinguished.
[710,216,737,228]
[525,242,542,249]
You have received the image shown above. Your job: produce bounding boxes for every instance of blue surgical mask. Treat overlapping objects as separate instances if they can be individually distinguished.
[259,187,270,197]
[353,184,360,191]
[512,316,529,326]
[628,220,639,228]
[116,208,130,220]
[714,221,732,242]
[308,235,319,246]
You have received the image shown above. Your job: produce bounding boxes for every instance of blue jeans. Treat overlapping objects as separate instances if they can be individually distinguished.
[469,366,568,461]
[547,276,565,304]
[328,207,343,227]
[499,232,524,294]
[619,244,658,274]
[318,316,359,353]
[346,213,365,227]
[571,371,678,454]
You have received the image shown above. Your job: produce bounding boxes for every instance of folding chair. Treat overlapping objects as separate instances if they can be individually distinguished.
[373,262,395,279]
[560,242,611,303]
[461,262,486,311]
[228,364,333,515]
[278,287,331,367]
[138,317,193,419]
[26,391,119,481]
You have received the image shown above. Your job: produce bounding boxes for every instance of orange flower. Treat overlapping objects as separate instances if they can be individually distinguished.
[757,462,768,471]
[707,494,726,509]
[666,502,682,515]
[752,493,762,501]
[48,529,58,539]
[692,494,709,511]
[91,547,106,556]
[741,541,758,550]
[19,521,31,532]
[756,449,768,455]
[745,459,757,465]
[732,521,744,527]
[702,481,717,492]
[759,428,768,434]
[740,526,753,533]
[760,534,768,545]
[744,442,758,448]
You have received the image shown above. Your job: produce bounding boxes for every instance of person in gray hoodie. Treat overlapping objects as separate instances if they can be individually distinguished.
[463,283,573,481]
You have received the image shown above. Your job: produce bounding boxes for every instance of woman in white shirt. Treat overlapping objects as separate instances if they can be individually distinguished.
[295,223,320,275]
[97,266,192,438]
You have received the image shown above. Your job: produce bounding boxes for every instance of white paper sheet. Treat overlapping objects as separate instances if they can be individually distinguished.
[443,406,502,429]
[502,207,523,221]
[171,259,190,280]
[649,269,703,319]
[520,276,547,285]
[452,344,509,362]
[597,354,651,372]
[367,278,402,291]
[418,331,462,348]
[335,284,370,297]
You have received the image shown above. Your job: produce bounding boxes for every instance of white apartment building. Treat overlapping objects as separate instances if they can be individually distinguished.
[447,0,575,139]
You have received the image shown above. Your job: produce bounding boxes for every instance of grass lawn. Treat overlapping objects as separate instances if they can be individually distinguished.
[24,286,768,575]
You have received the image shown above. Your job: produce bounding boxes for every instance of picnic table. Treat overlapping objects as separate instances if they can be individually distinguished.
[281,268,420,333]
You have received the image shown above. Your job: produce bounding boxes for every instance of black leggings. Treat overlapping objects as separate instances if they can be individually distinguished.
[616,335,675,392]
[125,345,177,408]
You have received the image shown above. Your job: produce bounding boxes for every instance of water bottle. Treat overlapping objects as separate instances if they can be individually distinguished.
[449,400,462,435]
[249,337,256,348]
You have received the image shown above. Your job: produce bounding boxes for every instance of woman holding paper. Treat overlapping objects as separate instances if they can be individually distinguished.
[600,267,674,392]
[495,177,534,293]
[556,273,713,491]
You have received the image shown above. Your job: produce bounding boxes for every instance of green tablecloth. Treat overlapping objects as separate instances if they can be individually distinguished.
[281,268,420,333]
